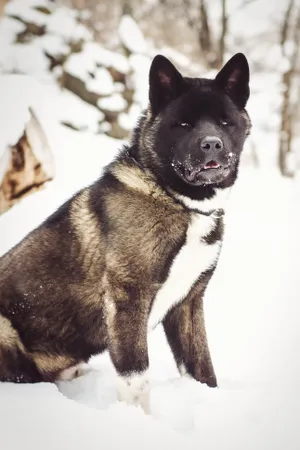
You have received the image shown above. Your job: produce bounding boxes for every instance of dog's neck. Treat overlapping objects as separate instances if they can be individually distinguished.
[168,187,231,217]
[121,150,231,217]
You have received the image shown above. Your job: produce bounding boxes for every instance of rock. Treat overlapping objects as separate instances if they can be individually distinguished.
[62,71,100,107]
[63,53,116,105]
[107,120,129,140]
[6,2,49,36]
[39,35,70,68]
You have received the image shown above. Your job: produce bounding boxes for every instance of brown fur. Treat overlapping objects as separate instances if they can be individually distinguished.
[0,315,23,349]
[31,353,76,380]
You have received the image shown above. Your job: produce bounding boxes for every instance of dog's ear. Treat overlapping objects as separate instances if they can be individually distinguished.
[149,55,184,116]
[215,53,250,109]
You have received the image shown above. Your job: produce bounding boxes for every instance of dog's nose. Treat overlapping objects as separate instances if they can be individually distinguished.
[201,136,223,151]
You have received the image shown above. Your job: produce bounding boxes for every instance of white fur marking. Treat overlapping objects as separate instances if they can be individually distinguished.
[148,213,221,330]
[179,363,193,378]
[176,187,231,213]
[116,370,150,414]
[58,364,83,381]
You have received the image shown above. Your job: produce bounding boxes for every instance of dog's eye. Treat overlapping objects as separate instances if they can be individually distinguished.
[221,120,228,126]
[179,122,191,128]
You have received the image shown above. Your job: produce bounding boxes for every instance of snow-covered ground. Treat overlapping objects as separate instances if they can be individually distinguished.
[1,1,300,448]
[1,117,300,449]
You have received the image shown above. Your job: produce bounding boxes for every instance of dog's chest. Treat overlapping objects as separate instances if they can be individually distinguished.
[148,214,221,330]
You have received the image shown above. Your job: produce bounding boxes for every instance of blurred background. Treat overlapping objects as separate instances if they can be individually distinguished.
[0,0,299,215]
[1,4,300,442]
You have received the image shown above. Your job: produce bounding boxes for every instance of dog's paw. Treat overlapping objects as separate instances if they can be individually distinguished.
[116,371,151,414]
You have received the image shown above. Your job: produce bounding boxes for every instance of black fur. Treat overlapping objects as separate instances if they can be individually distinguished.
[132,53,251,200]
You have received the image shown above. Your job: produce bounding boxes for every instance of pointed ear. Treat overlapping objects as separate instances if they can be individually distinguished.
[149,55,184,115]
[215,53,250,109]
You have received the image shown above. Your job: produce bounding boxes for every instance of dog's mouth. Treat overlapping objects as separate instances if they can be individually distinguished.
[203,160,221,170]
[173,160,230,185]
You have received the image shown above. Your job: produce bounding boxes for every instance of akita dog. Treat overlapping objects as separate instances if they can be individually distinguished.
[0,53,251,413]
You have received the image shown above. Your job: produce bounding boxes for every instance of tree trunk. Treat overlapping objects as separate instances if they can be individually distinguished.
[0,0,8,17]
[218,0,228,67]
[278,6,300,177]
[278,69,293,177]
[280,0,295,53]
[0,109,55,214]
[198,0,213,59]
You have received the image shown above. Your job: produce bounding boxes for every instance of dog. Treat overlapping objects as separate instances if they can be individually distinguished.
[0,53,251,413]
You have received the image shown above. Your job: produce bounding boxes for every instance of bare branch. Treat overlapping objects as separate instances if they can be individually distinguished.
[278,6,300,177]
[198,0,212,55]
[280,0,295,54]
[219,0,228,66]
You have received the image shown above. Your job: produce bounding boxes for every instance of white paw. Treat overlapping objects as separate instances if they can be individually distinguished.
[116,371,150,414]
[178,363,193,379]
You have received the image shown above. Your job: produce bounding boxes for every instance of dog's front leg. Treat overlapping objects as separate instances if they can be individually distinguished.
[163,271,217,388]
[104,293,150,413]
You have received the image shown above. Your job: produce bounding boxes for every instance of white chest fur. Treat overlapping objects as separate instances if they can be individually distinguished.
[148,213,221,330]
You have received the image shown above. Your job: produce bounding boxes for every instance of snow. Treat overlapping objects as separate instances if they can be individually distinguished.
[50,89,105,133]
[118,103,141,131]
[0,42,50,77]
[86,68,115,97]
[118,15,147,54]
[1,121,300,448]
[115,82,125,93]
[128,54,151,107]
[7,0,53,9]
[65,54,120,98]
[0,76,32,159]
[5,2,49,27]
[0,17,26,45]
[37,34,70,58]
[98,93,127,113]
[228,0,287,40]
[82,42,130,74]
[46,7,92,42]
[65,52,95,83]
[157,47,191,69]
[0,73,106,172]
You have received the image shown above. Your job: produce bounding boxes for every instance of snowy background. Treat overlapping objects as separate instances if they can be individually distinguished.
[1,0,300,449]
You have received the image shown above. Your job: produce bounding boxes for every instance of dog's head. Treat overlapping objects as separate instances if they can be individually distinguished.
[134,53,251,199]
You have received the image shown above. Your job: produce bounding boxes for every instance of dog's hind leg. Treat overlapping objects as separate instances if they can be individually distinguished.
[0,314,42,383]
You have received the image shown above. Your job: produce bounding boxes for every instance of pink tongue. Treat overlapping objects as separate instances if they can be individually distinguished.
[205,161,220,169]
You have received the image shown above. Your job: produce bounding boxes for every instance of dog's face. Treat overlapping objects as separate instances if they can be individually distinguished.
[137,53,251,199]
